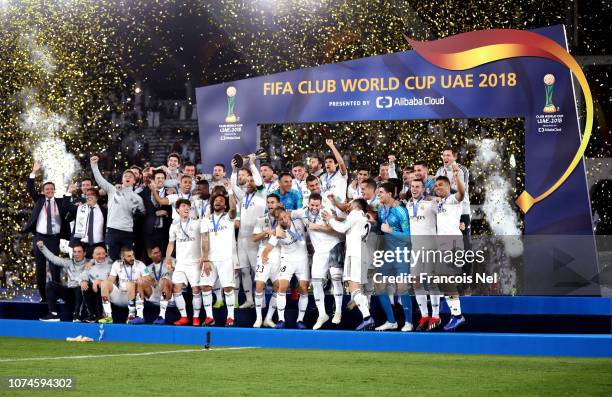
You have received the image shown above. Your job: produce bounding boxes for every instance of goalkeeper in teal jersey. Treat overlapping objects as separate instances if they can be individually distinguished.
[375,182,413,332]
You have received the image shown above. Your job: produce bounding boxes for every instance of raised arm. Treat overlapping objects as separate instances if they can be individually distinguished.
[388,155,398,178]
[227,181,237,219]
[27,160,42,201]
[247,154,264,188]
[148,182,170,205]
[325,139,347,176]
[90,156,115,195]
[453,163,465,202]
[36,241,71,268]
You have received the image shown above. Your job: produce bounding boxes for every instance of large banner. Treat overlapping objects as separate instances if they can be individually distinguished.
[196,25,599,295]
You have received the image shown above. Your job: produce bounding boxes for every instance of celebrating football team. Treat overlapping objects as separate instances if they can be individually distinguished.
[29,139,471,332]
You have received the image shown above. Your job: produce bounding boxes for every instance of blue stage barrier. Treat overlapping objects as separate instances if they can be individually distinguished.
[1,319,611,358]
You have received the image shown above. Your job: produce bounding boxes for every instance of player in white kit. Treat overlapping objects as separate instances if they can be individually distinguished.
[144,245,174,325]
[259,163,279,195]
[292,193,343,329]
[406,178,442,332]
[200,191,238,326]
[166,199,203,326]
[99,246,152,324]
[291,162,311,202]
[433,162,466,331]
[261,209,310,329]
[151,175,199,221]
[324,198,375,330]
[235,155,266,309]
[252,196,283,328]
[321,139,348,203]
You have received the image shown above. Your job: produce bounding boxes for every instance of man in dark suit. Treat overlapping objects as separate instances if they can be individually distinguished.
[138,169,171,261]
[23,160,71,302]
[64,185,107,258]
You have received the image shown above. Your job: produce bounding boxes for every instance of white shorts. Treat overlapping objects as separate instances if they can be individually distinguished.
[172,263,201,287]
[343,255,366,284]
[200,258,234,288]
[278,254,310,282]
[109,285,129,307]
[311,250,332,280]
[254,254,280,284]
[237,237,259,270]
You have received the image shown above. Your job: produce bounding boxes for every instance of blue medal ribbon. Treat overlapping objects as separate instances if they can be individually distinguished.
[306,209,319,225]
[437,194,451,212]
[287,220,303,241]
[412,196,424,218]
[122,264,133,282]
[324,171,338,191]
[244,192,255,209]
[212,213,225,234]
[179,219,191,239]
[153,263,163,282]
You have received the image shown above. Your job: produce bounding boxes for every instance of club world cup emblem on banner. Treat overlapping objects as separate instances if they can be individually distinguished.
[225,86,237,123]
[543,73,557,113]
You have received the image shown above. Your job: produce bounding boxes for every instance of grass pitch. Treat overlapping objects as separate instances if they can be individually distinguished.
[0,337,611,396]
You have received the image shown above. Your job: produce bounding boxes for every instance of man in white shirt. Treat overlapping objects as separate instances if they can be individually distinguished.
[200,190,238,326]
[99,246,152,324]
[309,156,325,178]
[293,193,343,329]
[321,139,348,203]
[291,162,310,202]
[324,198,375,330]
[261,209,310,329]
[151,175,199,221]
[347,167,370,200]
[146,245,174,325]
[259,163,279,194]
[433,163,466,331]
[66,187,106,258]
[166,199,203,326]
[235,160,266,309]
[406,179,442,332]
[251,196,283,328]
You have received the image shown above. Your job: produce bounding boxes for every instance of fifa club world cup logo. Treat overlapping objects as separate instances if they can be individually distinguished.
[543,73,557,113]
[225,86,237,123]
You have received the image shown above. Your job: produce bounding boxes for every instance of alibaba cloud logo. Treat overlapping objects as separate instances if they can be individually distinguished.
[376,96,392,108]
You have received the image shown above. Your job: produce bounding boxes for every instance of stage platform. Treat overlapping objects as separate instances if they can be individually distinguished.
[1,319,611,358]
[2,295,611,333]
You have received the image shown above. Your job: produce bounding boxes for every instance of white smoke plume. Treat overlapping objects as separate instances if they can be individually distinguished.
[18,32,79,196]
[472,138,523,258]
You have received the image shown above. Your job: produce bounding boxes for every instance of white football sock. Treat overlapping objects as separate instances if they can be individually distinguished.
[135,293,144,317]
[415,294,429,317]
[265,293,277,321]
[331,279,344,315]
[102,299,112,316]
[173,292,187,317]
[445,296,462,316]
[159,299,168,319]
[297,293,308,322]
[276,292,286,322]
[225,290,235,319]
[352,289,370,319]
[312,280,326,316]
[255,291,264,320]
[203,290,213,318]
[431,294,442,317]
[192,291,202,318]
